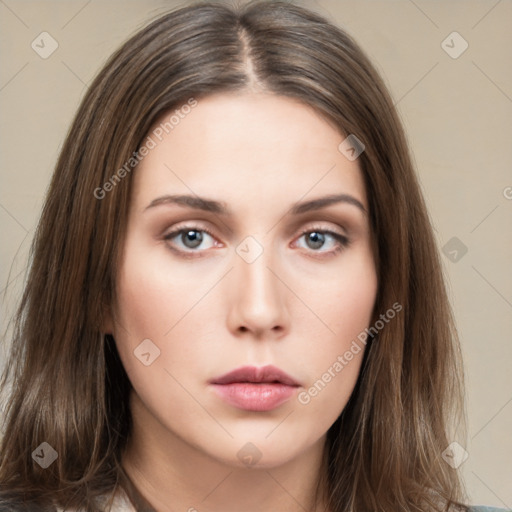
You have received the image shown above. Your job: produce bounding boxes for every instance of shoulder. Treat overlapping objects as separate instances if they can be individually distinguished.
[105,487,137,511]
[0,485,136,512]
[0,490,54,511]
[469,507,511,512]
[55,489,136,511]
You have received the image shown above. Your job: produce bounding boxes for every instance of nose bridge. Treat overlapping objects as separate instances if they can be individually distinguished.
[239,246,277,302]
[228,234,289,336]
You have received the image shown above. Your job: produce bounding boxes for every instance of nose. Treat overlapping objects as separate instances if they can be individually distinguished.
[225,244,290,339]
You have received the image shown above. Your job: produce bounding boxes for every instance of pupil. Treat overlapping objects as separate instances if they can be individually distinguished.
[307,232,324,249]
[183,230,203,248]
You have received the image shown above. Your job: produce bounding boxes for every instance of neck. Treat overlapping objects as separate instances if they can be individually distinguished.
[121,390,329,512]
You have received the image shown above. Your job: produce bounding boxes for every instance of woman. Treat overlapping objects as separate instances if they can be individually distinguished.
[0,1,506,511]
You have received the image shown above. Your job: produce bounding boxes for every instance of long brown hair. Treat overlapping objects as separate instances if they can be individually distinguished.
[0,1,467,510]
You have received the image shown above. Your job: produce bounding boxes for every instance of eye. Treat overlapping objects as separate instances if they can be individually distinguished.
[163,226,219,254]
[162,224,350,258]
[295,228,350,256]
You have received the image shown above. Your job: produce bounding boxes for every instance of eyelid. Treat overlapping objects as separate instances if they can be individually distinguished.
[162,221,347,240]
[296,221,348,237]
[163,222,220,244]
[162,223,221,259]
[292,223,350,254]
[164,221,213,234]
[162,221,350,257]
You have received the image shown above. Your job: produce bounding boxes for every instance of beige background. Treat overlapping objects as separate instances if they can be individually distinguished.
[1,0,511,508]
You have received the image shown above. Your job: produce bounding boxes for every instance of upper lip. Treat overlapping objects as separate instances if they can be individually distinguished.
[210,365,300,386]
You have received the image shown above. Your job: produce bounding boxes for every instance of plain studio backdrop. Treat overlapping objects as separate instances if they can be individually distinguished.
[0,0,511,508]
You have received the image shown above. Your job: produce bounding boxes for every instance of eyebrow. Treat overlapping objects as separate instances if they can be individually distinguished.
[144,193,367,216]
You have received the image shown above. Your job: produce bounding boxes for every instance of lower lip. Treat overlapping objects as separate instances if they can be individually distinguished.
[210,383,297,411]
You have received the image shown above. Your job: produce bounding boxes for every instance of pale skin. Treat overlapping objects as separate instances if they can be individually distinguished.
[106,92,378,512]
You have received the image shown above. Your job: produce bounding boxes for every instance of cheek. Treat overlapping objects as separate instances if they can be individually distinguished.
[303,244,377,345]
[115,266,174,336]
[113,236,211,338]
[330,263,377,337]
[111,242,200,378]
[111,248,215,428]
[293,249,376,416]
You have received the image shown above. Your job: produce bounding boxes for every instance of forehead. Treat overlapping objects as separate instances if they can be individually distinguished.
[132,92,367,210]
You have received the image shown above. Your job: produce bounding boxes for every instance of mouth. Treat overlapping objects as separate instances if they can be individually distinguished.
[209,365,301,412]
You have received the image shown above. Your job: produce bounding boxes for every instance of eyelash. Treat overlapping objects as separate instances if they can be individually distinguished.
[295,226,350,258]
[162,223,350,259]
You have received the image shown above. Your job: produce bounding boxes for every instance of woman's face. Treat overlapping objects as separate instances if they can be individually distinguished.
[110,92,377,468]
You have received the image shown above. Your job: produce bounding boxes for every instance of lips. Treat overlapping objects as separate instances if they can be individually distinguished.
[209,365,300,412]
[210,365,300,386]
